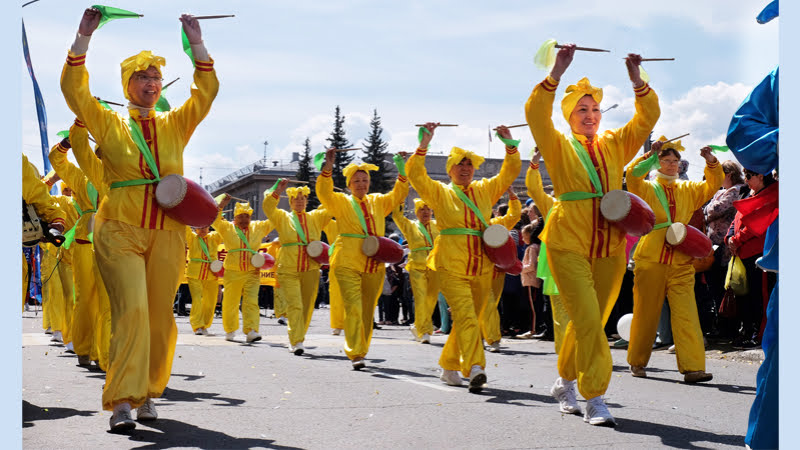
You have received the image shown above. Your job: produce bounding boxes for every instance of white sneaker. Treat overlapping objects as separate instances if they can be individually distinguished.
[550,377,581,415]
[195,328,205,336]
[65,341,74,353]
[136,398,157,421]
[352,358,366,370]
[199,328,209,336]
[468,365,487,393]
[225,332,236,342]
[109,403,135,432]
[667,344,676,354]
[440,369,463,386]
[516,331,534,339]
[51,331,63,343]
[291,342,304,356]
[420,333,431,344]
[584,396,616,427]
[246,331,262,343]
[331,328,342,336]
[487,341,500,352]
[44,327,53,335]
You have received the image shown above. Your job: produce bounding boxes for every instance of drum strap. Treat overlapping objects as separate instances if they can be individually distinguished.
[557,136,604,201]
[536,209,559,296]
[652,182,673,230]
[411,221,433,252]
[63,182,100,249]
[282,211,308,248]
[230,226,257,255]
[340,196,370,240]
[440,183,487,237]
[110,118,161,189]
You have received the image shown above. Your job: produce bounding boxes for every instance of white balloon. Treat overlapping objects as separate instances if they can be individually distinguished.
[617,313,634,342]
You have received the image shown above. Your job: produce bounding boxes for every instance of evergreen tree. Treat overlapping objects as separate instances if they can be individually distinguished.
[296,137,320,209]
[361,109,392,193]
[325,106,353,189]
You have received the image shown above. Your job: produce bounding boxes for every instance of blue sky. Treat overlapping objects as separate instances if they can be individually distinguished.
[21,1,778,184]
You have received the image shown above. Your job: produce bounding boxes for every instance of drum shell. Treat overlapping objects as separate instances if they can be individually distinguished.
[362,236,404,264]
[155,174,218,228]
[210,259,225,277]
[306,240,330,265]
[483,225,517,271]
[500,259,523,275]
[600,190,655,237]
[251,251,276,270]
[666,223,713,259]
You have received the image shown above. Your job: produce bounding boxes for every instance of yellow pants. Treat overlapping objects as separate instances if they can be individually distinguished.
[332,266,384,360]
[439,270,492,377]
[222,269,261,334]
[550,294,569,354]
[94,219,183,411]
[71,243,111,370]
[188,278,219,332]
[628,261,705,373]
[480,269,505,345]
[40,246,66,333]
[329,271,344,329]
[22,253,29,310]
[409,268,439,337]
[277,270,320,345]
[548,248,625,400]
[57,255,75,344]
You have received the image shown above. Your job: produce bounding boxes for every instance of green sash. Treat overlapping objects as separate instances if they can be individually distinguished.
[340,196,371,240]
[110,118,161,189]
[282,211,309,248]
[228,227,257,255]
[652,182,673,230]
[190,235,214,264]
[411,221,433,252]
[557,135,604,201]
[536,209,559,295]
[440,183,486,237]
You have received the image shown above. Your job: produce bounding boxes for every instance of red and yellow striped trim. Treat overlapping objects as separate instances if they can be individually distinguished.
[505,146,518,155]
[321,169,332,178]
[415,147,428,156]
[541,76,559,92]
[530,162,540,170]
[397,175,407,183]
[195,60,214,72]
[74,118,85,128]
[66,53,86,67]
[271,191,280,199]
[634,83,651,97]
[56,142,69,153]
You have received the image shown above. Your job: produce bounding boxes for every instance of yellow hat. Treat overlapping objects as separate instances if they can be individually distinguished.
[234,202,253,217]
[446,147,485,174]
[286,186,310,202]
[656,135,685,153]
[560,77,603,122]
[120,51,166,101]
[343,162,379,187]
[413,198,429,215]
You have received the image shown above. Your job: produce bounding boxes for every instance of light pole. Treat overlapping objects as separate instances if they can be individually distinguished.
[263,140,269,161]
[602,103,619,114]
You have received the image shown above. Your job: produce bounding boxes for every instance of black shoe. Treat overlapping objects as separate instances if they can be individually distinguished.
[373,322,382,330]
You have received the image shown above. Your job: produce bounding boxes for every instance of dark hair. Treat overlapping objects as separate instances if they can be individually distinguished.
[722,160,744,185]
[658,148,681,160]
[497,203,509,216]
[744,169,776,188]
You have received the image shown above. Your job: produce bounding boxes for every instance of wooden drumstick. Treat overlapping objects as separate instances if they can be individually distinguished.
[94,97,124,107]
[229,195,249,203]
[163,77,180,89]
[286,179,309,184]
[634,58,675,62]
[663,133,690,143]
[493,124,528,130]
[330,147,362,152]
[414,123,458,127]
[556,44,610,53]
[189,15,235,20]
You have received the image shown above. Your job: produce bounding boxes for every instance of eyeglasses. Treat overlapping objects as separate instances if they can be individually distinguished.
[132,74,163,83]
[660,159,680,165]
[745,173,755,180]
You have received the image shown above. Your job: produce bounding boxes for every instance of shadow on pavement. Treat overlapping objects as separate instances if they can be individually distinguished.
[158,387,245,407]
[118,418,302,449]
[614,416,745,448]
[473,386,559,407]
[631,375,756,395]
[22,400,96,428]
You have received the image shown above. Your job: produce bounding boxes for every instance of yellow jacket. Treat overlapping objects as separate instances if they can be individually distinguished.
[60,50,219,232]
[524,75,660,258]
[492,197,521,230]
[627,155,724,265]
[392,210,439,273]
[262,193,332,273]
[23,154,67,228]
[406,145,521,276]
[323,217,339,244]
[185,227,223,280]
[316,170,409,274]
[525,162,556,217]
[212,212,274,273]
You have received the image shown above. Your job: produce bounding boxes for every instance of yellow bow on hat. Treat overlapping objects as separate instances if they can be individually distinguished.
[413,198,429,215]
[560,77,603,122]
[343,163,379,187]
[234,202,253,217]
[120,50,166,101]
[445,147,485,175]
[656,135,685,153]
[286,186,310,201]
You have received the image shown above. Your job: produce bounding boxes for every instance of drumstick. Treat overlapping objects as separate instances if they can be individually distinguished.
[331,147,362,152]
[229,195,249,203]
[629,58,675,62]
[493,124,528,130]
[556,44,610,53]
[414,124,458,127]
[663,133,690,143]
[189,15,236,20]
[22,0,41,7]
[95,97,125,107]
[163,77,180,89]
[286,179,309,184]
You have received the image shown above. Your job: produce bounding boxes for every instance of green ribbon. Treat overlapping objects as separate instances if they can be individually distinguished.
[440,183,488,237]
[557,136,604,201]
[62,227,77,250]
[97,99,113,110]
[536,210,559,295]
[92,5,142,29]
[229,226,257,255]
[313,152,326,171]
[411,221,433,252]
[266,179,281,195]
[181,28,195,66]
[155,94,170,112]
[709,145,729,153]
[417,126,431,144]
[57,130,69,139]
[63,183,99,248]
[652,182,673,230]
[110,118,161,189]
[632,152,659,178]
[345,196,370,239]
[193,235,213,263]
[282,211,308,248]
[392,154,407,177]
[495,133,521,148]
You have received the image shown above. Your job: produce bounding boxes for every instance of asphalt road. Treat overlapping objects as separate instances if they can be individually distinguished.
[22,307,761,449]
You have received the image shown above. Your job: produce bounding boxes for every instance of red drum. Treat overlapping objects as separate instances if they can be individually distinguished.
[362,236,404,264]
[600,190,655,237]
[500,259,523,275]
[306,240,330,265]
[483,224,518,271]
[210,260,225,277]
[155,174,218,228]
[251,252,275,270]
[665,223,713,259]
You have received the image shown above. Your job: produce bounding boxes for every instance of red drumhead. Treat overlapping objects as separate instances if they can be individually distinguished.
[155,174,187,209]
[665,223,687,246]
[600,190,631,222]
[307,240,325,258]
[362,236,379,257]
[483,224,510,248]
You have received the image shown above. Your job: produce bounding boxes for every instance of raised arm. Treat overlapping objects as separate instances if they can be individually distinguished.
[22,154,66,229]
[525,148,555,216]
[48,137,86,198]
[261,178,290,224]
[406,123,448,207]
[689,146,724,210]
[613,54,661,164]
[68,119,105,190]
[482,125,522,204]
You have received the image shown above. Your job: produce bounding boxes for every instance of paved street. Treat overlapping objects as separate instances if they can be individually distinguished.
[22,307,760,449]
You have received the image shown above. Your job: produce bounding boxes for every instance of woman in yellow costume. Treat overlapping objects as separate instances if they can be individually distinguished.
[524,44,660,426]
[391,198,440,344]
[407,123,521,392]
[316,149,409,370]
[625,138,722,383]
[185,225,223,336]
[60,9,218,431]
[49,121,111,370]
[481,189,521,353]
[213,196,274,343]
[323,218,345,335]
[263,179,333,355]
